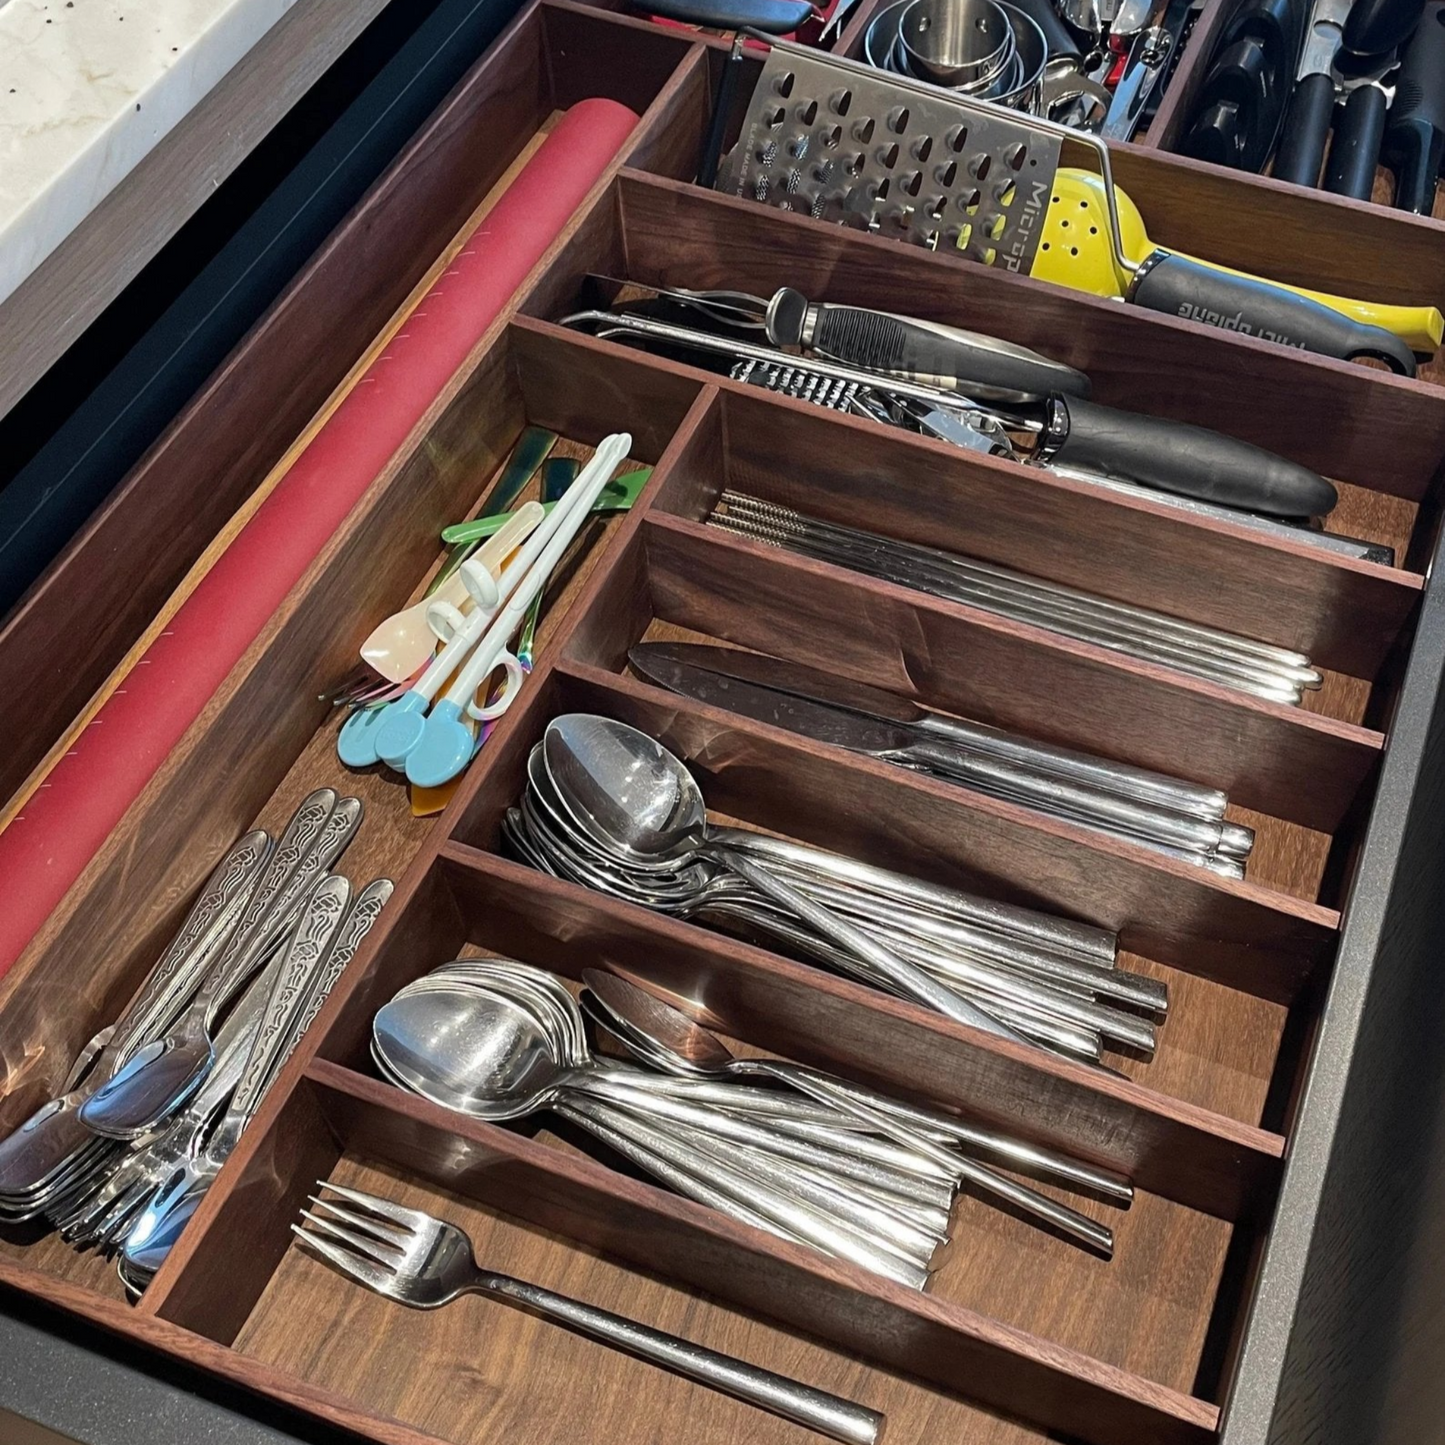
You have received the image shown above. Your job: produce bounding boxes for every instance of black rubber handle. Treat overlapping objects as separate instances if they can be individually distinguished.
[1344,0,1426,55]
[642,0,813,28]
[1045,395,1339,517]
[1384,1,1445,210]
[1325,84,1389,198]
[1129,252,1419,374]
[1274,71,1337,185]
[803,303,1092,401]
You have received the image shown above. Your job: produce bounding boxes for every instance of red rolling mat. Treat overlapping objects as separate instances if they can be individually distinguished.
[0,97,639,975]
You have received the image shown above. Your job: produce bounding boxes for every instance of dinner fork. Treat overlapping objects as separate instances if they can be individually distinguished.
[294,1182,884,1445]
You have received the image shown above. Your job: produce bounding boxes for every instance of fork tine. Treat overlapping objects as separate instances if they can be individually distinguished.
[316,1179,429,1230]
[307,1195,411,1250]
[298,1209,403,1267]
[291,1224,401,1296]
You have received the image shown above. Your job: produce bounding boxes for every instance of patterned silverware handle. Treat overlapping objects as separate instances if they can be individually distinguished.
[190,790,337,1019]
[231,876,352,1120]
[207,796,364,1021]
[103,831,273,1067]
[252,878,394,1110]
[292,879,393,1041]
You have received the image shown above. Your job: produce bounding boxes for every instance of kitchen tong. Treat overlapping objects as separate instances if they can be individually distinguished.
[567,280,1340,522]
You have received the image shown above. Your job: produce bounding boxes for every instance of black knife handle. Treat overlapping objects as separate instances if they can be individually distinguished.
[1274,71,1337,185]
[1041,393,1339,517]
[641,0,813,29]
[1324,83,1389,198]
[788,299,1091,401]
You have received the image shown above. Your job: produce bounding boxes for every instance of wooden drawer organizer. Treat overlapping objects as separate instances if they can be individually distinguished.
[4,3,1445,1443]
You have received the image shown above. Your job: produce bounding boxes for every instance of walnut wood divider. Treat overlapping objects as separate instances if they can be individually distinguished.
[0,5,1441,1445]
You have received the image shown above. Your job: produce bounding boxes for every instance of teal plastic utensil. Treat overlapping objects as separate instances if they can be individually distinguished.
[339,557,500,768]
[405,435,632,788]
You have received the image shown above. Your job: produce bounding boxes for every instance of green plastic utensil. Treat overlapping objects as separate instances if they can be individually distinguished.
[441,466,651,544]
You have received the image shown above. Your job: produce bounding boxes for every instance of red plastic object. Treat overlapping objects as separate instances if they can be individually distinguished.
[0,96,639,976]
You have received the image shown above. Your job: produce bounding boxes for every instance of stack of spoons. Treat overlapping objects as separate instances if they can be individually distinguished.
[500,714,1167,1064]
[371,960,1125,1287]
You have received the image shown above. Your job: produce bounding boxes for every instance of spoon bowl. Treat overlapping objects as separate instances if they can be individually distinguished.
[543,715,706,863]
[372,986,570,1120]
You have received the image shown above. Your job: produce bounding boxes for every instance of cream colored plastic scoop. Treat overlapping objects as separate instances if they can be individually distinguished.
[360,502,544,683]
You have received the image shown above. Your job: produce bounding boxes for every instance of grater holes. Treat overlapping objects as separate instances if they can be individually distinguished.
[822,124,841,148]
[798,99,818,125]
[912,135,933,162]
[879,141,900,168]
[947,124,968,151]
[937,159,957,186]
[888,106,910,133]
[970,153,992,180]
[1006,143,1027,169]
[765,106,786,128]
[854,116,875,142]
[831,88,852,115]
[902,170,923,196]
[775,71,795,97]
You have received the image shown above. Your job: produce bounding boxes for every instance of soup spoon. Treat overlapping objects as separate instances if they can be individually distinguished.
[541,715,1027,1043]
[582,971,1116,1253]
[371,983,932,1286]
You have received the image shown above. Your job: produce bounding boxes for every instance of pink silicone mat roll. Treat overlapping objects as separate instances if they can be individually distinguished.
[0,97,640,976]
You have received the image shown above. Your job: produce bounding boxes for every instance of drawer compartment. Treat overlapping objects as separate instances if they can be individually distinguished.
[1,7,1444,1445]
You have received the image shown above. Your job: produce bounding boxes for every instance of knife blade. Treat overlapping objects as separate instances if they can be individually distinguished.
[628,641,1231,825]
[628,643,1240,864]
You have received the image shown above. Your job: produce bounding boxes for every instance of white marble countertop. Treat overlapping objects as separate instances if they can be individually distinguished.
[0,0,300,307]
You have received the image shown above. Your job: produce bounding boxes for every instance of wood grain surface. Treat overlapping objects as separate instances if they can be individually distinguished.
[0,7,1441,1445]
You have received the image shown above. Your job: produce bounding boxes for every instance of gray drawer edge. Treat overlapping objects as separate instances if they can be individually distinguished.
[1224,538,1445,1444]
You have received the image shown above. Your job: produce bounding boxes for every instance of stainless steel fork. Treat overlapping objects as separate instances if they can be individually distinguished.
[294,1182,884,1445]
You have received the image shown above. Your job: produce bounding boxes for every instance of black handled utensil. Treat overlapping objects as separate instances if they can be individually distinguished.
[764,287,1092,403]
[1039,395,1338,516]
[1275,0,1351,183]
[1324,75,1392,196]
[1384,0,1445,209]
